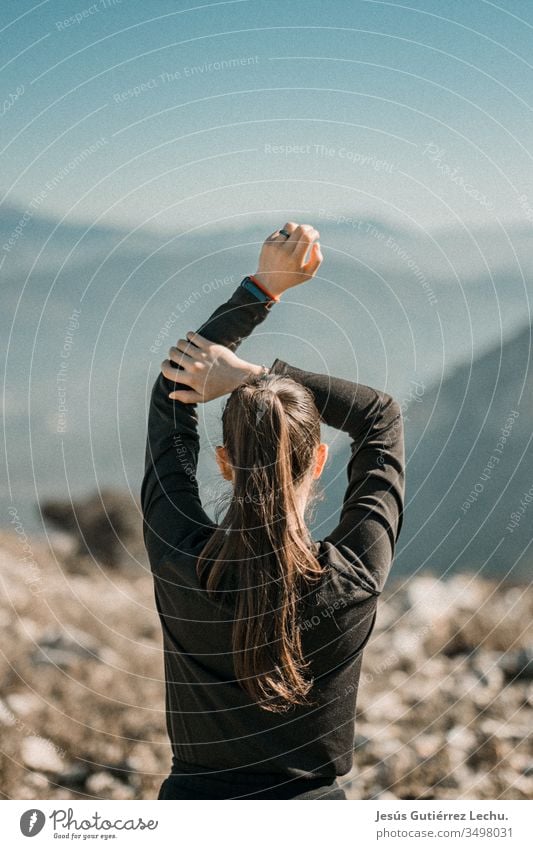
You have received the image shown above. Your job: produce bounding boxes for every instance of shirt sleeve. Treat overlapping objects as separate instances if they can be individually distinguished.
[269,358,405,594]
[141,281,275,571]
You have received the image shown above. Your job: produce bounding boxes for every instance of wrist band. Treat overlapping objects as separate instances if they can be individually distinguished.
[241,275,280,303]
[249,275,280,302]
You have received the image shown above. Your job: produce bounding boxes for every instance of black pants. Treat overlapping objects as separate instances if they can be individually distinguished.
[158,772,347,800]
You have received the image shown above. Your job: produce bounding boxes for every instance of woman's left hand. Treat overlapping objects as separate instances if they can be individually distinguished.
[161,331,261,403]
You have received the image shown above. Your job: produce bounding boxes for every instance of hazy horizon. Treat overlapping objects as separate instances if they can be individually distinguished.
[2,0,533,235]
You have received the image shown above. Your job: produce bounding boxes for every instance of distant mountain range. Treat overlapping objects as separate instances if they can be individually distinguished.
[400,321,532,580]
[2,202,532,578]
[316,321,532,581]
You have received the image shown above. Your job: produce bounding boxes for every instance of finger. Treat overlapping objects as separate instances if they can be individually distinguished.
[168,346,185,365]
[286,224,318,249]
[301,241,323,277]
[281,221,298,234]
[174,335,203,355]
[161,359,194,382]
[185,330,210,348]
[291,225,320,263]
[169,389,203,403]
[268,221,298,242]
[168,348,195,370]
[168,345,198,367]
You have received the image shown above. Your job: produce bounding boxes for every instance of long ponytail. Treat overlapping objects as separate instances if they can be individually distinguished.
[196,373,324,713]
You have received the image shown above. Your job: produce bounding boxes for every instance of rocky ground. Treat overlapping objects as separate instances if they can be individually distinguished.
[345,574,532,800]
[0,500,531,800]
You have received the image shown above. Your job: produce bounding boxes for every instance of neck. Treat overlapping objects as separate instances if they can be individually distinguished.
[290,485,312,534]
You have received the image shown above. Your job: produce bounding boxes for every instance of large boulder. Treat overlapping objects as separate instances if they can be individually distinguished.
[40,488,145,570]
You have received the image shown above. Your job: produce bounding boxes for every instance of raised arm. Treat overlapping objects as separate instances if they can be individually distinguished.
[141,280,276,570]
[141,222,323,571]
[269,359,405,594]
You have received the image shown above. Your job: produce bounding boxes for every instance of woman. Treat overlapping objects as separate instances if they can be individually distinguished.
[141,222,405,800]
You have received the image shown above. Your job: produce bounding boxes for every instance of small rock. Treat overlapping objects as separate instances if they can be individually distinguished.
[373,601,398,631]
[497,647,533,682]
[0,699,16,726]
[480,718,529,741]
[49,531,77,559]
[414,733,443,760]
[99,648,122,666]
[468,733,505,770]
[388,670,409,688]
[100,758,136,785]
[86,771,135,799]
[21,737,65,773]
[499,769,532,799]
[393,627,426,658]
[56,764,91,789]
[406,577,451,622]
[40,488,143,569]
[32,627,102,668]
[128,745,161,774]
[468,650,505,690]
[17,617,42,641]
[446,725,477,769]
[27,771,49,789]
[6,693,41,716]
[353,733,370,751]
[447,575,489,611]
[0,609,12,627]
[506,753,532,775]
[368,691,406,722]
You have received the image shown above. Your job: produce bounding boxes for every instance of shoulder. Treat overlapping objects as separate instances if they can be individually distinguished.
[151,523,218,577]
[308,538,381,606]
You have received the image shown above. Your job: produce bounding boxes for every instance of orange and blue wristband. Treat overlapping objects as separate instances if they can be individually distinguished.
[240,275,280,305]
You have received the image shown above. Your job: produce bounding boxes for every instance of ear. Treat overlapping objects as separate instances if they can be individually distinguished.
[313,442,329,479]
[215,445,234,482]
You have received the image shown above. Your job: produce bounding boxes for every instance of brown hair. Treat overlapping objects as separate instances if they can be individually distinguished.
[196,372,325,713]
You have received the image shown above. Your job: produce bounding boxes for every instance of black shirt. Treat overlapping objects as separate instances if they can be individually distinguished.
[141,279,405,788]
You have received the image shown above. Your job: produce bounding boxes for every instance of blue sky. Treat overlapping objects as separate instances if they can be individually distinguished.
[2,0,533,233]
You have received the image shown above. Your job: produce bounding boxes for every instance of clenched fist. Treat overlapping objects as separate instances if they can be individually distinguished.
[253,222,323,297]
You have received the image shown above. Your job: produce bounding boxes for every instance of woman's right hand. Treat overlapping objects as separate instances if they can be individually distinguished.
[253,222,322,297]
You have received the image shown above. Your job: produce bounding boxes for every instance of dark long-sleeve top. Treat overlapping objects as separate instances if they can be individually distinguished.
[141,279,405,790]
